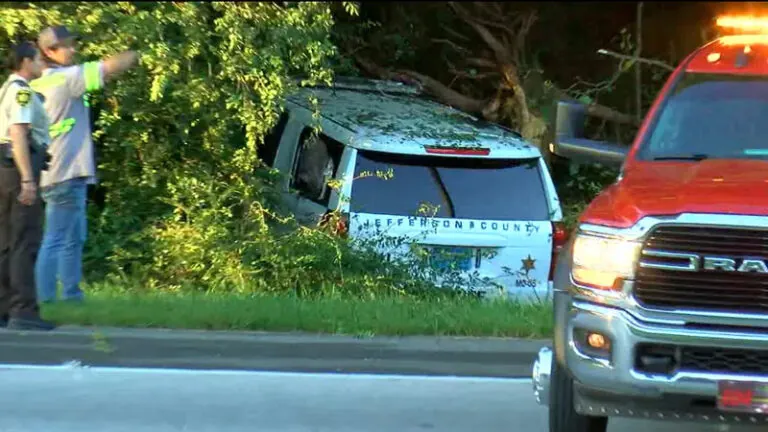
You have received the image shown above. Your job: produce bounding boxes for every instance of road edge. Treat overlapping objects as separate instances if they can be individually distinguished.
[0,325,551,378]
[1,325,551,352]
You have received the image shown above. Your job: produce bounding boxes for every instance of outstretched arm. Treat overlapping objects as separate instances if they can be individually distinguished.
[60,50,140,98]
[102,50,139,83]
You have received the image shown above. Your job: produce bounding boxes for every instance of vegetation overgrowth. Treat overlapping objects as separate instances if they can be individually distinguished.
[0,3,724,333]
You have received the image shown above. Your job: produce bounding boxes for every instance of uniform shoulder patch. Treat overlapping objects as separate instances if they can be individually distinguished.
[15,89,31,107]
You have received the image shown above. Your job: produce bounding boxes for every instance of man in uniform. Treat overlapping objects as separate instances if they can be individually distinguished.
[0,41,55,330]
[32,26,138,303]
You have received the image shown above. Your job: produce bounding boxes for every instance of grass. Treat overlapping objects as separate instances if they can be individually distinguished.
[40,288,554,338]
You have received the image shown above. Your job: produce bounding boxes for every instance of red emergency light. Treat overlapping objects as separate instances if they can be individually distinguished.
[424,146,490,156]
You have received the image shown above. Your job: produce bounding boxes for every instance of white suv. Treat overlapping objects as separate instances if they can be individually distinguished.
[262,77,565,300]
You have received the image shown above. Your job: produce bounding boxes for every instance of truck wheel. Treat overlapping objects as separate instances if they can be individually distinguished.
[549,360,608,432]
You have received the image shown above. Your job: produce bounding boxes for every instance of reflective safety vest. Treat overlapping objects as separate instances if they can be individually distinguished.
[30,61,104,187]
[30,61,100,138]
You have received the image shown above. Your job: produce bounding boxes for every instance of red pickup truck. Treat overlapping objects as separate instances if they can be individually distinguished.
[533,19,768,432]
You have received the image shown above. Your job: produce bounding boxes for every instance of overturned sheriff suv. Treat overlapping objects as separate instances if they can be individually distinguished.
[261,77,565,300]
[534,22,768,431]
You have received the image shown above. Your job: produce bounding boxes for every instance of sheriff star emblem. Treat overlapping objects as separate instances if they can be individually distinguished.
[15,89,31,107]
[521,254,536,276]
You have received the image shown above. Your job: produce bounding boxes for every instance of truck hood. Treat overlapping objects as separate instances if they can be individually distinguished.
[580,159,768,228]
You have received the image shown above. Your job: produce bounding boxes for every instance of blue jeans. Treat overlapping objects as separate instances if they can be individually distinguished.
[35,178,88,302]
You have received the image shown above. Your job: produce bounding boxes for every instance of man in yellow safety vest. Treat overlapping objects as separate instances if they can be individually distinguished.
[31,25,138,303]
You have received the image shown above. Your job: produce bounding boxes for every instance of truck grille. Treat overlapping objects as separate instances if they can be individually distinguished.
[636,343,768,375]
[682,346,768,375]
[634,225,768,313]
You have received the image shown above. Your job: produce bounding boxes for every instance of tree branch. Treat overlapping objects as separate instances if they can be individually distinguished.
[516,11,536,67]
[466,57,498,69]
[397,69,488,114]
[353,55,417,85]
[484,2,506,21]
[439,24,471,42]
[448,67,500,81]
[457,8,517,35]
[352,53,489,115]
[597,49,674,71]
[431,38,471,54]
[449,2,515,66]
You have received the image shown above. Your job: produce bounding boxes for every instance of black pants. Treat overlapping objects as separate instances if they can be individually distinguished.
[0,159,42,319]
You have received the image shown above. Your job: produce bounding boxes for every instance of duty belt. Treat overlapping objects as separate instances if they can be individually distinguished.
[0,141,50,172]
[0,141,43,157]
[0,143,14,168]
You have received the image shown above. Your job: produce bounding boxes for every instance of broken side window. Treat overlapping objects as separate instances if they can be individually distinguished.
[291,128,344,206]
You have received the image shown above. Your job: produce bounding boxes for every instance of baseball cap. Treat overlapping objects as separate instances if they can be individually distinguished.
[37,25,78,50]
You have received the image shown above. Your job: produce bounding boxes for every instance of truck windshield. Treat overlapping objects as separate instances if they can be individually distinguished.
[349,150,551,221]
[638,73,768,160]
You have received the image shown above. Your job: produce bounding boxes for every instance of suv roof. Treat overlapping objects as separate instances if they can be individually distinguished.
[286,77,541,159]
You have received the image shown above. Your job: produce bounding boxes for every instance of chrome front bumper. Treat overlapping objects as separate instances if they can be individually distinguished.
[533,297,768,422]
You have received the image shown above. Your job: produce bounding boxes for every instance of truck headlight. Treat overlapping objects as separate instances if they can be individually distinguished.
[571,233,641,290]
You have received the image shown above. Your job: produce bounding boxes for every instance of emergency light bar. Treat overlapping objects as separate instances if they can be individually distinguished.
[716,15,768,33]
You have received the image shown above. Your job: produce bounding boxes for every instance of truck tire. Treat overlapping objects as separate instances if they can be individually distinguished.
[549,360,608,432]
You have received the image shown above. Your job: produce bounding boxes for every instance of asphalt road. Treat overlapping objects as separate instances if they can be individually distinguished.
[0,326,545,377]
[0,365,760,432]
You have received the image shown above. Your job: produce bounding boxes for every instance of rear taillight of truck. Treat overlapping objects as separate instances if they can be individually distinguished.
[549,222,568,281]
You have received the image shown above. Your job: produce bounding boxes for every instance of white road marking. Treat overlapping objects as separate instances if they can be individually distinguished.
[0,360,533,383]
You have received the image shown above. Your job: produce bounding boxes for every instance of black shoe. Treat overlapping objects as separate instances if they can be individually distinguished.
[7,316,56,331]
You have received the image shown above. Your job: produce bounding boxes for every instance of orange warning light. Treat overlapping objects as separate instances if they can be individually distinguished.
[717,16,768,33]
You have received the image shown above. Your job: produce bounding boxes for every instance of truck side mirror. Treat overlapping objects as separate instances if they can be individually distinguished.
[550,101,628,169]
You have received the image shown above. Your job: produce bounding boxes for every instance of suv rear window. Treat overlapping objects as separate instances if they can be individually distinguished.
[349,150,551,220]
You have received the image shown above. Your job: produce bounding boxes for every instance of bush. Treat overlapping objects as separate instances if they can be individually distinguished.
[549,154,619,230]
[0,1,453,298]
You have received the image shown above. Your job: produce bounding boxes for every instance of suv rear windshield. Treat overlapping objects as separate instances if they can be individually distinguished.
[349,150,551,220]
[638,73,768,160]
